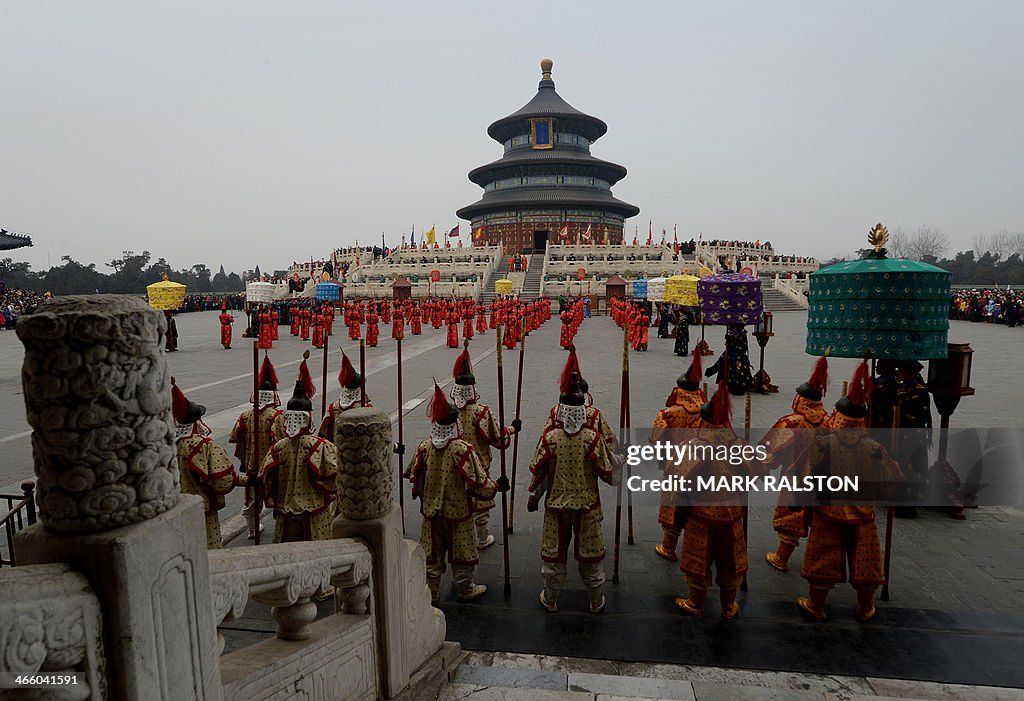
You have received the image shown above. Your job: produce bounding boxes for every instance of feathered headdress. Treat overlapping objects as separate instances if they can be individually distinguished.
[560,345,581,393]
[453,347,475,386]
[258,355,279,390]
[338,351,358,389]
[426,382,450,422]
[847,358,872,407]
[711,378,732,427]
[797,355,829,401]
[170,376,188,424]
[677,351,702,391]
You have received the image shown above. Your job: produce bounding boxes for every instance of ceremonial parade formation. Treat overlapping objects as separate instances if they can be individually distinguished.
[5,41,1020,700]
[147,222,969,632]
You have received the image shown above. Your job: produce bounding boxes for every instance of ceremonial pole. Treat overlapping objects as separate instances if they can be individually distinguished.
[612,322,628,583]
[882,407,898,601]
[252,341,262,546]
[507,330,527,534]
[742,391,752,592]
[396,334,406,530]
[495,324,512,596]
[625,336,634,546]
[321,330,329,422]
[359,339,367,407]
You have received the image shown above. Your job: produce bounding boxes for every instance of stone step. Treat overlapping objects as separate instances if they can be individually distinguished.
[436,653,1012,701]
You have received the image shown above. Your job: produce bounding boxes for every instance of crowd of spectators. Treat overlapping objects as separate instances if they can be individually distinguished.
[1,285,46,329]
[177,293,246,312]
[950,289,1021,327]
[702,239,773,250]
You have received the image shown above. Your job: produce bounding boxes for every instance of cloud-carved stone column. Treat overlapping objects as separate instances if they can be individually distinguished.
[15,295,223,701]
[332,407,445,699]
[17,294,179,532]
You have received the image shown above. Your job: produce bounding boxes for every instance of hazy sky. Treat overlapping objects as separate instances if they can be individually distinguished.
[2,1,1022,274]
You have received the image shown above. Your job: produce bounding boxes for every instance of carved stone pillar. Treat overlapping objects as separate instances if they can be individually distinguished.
[16,294,179,532]
[332,408,445,699]
[15,296,223,701]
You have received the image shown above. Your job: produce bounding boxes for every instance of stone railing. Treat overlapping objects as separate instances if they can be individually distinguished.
[0,563,107,700]
[12,297,451,701]
[210,540,376,700]
[773,275,810,308]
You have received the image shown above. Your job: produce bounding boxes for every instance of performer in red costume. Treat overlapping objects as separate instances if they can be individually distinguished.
[218,304,234,349]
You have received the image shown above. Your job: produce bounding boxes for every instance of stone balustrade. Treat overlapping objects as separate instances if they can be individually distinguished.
[773,274,810,308]
[0,563,107,700]
[208,539,372,644]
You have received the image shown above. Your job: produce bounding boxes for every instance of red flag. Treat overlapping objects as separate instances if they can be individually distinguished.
[646,220,653,246]
[447,224,459,237]
[559,224,569,240]
[674,225,678,243]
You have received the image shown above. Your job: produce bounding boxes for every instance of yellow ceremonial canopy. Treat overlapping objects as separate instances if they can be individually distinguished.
[146,274,186,311]
[664,274,699,306]
[494,279,514,295]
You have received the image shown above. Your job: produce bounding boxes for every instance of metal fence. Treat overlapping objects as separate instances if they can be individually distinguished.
[0,482,36,567]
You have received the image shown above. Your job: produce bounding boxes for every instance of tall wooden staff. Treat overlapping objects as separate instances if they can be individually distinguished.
[882,407,898,601]
[506,330,527,533]
[495,324,512,596]
[741,391,752,591]
[320,330,330,422]
[251,341,263,546]
[625,336,634,546]
[359,339,367,407]
[612,322,629,583]
[396,334,406,530]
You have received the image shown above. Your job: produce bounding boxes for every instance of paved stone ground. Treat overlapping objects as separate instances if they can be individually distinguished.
[2,307,1023,688]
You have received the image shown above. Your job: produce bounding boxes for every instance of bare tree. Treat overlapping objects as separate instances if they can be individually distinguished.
[971,233,990,255]
[907,227,949,262]
[888,227,911,258]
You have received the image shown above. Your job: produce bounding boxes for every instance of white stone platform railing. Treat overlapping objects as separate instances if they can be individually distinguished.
[0,563,107,700]
[209,540,377,701]
[773,274,810,308]
[209,539,372,644]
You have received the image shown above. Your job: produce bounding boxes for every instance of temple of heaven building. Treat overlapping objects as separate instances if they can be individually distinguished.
[457,59,639,253]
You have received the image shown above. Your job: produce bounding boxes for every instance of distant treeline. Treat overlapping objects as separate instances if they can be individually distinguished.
[822,249,1024,285]
[0,251,266,295]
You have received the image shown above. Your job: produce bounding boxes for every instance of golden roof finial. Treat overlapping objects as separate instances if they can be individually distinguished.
[541,58,553,81]
[868,223,889,253]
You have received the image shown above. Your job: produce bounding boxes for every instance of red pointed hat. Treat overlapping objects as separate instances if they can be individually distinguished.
[797,355,829,401]
[426,382,457,425]
[171,377,188,424]
[258,355,279,391]
[677,352,702,391]
[560,346,581,394]
[700,377,732,427]
[453,347,475,386]
[338,351,361,390]
[835,357,872,419]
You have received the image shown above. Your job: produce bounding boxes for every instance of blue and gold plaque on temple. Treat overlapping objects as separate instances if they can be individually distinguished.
[531,118,553,149]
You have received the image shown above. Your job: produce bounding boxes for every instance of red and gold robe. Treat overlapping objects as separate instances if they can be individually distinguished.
[760,395,828,538]
[801,431,902,587]
[177,431,237,549]
[218,312,233,348]
[457,402,513,514]
[406,438,496,565]
[651,387,705,533]
[259,433,340,543]
[528,424,615,563]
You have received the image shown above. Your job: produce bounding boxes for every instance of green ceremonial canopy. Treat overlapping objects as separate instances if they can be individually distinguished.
[805,225,952,360]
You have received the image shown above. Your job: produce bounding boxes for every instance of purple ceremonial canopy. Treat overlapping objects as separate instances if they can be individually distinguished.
[697,273,763,326]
